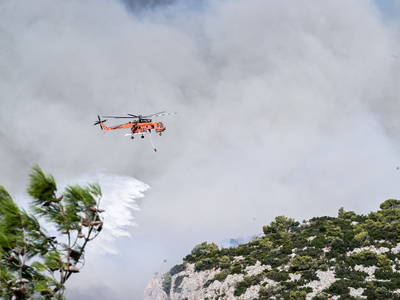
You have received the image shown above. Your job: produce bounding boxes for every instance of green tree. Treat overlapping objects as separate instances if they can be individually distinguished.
[162,272,172,295]
[190,242,219,257]
[290,290,307,300]
[291,255,318,272]
[338,207,345,218]
[312,292,329,300]
[380,199,400,210]
[353,231,370,245]
[259,283,285,298]
[213,269,229,282]
[0,165,104,299]
[259,237,273,250]
[350,250,377,267]
[325,221,344,239]
[263,215,296,234]
[219,255,231,269]
[377,254,391,270]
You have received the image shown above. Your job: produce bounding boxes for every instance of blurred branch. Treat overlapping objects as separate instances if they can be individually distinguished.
[0,165,105,299]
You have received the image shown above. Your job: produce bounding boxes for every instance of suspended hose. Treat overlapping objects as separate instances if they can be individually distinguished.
[149,130,157,152]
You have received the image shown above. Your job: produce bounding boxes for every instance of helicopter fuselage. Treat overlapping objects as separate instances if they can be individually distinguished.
[98,120,166,135]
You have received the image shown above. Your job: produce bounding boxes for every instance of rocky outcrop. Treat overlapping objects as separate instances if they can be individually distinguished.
[143,272,169,300]
[143,261,338,300]
[144,242,400,300]
[144,201,400,299]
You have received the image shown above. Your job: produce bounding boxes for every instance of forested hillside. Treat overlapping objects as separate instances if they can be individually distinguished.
[144,199,400,300]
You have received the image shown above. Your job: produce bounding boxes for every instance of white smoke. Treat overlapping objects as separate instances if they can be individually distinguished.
[2,0,400,299]
[63,173,149,255]
[15,173,148,255]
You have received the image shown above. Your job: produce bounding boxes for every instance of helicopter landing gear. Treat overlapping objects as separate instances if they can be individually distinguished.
[141,135,144,139]
[159,133,162,136]
[131,135,134,139]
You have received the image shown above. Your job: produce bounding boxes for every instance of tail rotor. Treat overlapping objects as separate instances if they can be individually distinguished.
[94,115,107,130]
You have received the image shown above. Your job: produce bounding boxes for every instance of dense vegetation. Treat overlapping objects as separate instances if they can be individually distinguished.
[165,199,400,300]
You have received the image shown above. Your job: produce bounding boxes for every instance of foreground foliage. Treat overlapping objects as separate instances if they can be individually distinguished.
[0,166,104,299]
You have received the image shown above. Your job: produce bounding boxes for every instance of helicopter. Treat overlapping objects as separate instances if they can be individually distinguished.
[94,111,176,151]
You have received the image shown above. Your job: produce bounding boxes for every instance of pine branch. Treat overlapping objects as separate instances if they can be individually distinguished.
[0,166,105,299]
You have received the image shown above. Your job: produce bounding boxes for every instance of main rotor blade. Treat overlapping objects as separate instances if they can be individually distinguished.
[127,114,139,118]
[149,112,177,118]
[142,111,166,118]
[102,112,176,119]
[102,116,135,119]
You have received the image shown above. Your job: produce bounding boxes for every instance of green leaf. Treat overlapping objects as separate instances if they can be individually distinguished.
[31,261,47,272]
[27,165,57,206]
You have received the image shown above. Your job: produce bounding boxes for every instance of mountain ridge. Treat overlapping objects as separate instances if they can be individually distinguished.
[144,199,400,300]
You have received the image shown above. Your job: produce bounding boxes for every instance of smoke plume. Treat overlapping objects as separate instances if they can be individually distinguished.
[1,0,400,298]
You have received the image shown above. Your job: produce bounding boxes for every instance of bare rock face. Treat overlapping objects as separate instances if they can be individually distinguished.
[143,262,273,300]
[143,243,400,299]
[143,272,169,300]
[171,263,218,300]
[143,261,342,300]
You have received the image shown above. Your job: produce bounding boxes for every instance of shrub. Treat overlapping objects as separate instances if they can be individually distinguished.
[219,255,231,269]
[325,222,343,239]
[195,258,214,271]
[377,254,391,270]
[263,215,296,235]
[185,241,220,262]
[319,264,328,271]
[162,273,172,295]
[169,263,186,276]
[259,237,274,250]
[173,275,188,293]
[363,281,378,299]
[350,250,378,267]
[234,274,264,297]
[213,269,230,282]
[265,269,290,282]
[353,231,370,245]
[233,280,248,296]
[203,279,213,289]
[230,262,243,274]
[376,286,389,297]
[191,242,219,256]
[329,237,347,255]
[301,270,319,282]
[326,280,350,295]
[295,247,323,258]
[311,236,327,248]
[290,290,307,300]
[312,292,329,300]
[291,255,318,272]
[259,283,285,298]
[374,269,400,280]
[341,211,357,220]
[380,199,400,210]
[334,266,367,282]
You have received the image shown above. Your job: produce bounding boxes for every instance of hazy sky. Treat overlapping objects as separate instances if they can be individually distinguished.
[1,0,400,299]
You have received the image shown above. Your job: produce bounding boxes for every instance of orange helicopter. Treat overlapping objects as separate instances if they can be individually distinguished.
[94,111,176,151]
